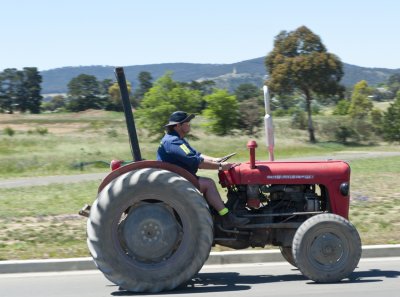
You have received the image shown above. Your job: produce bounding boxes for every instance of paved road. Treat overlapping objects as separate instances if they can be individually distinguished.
[1,152,400,189]
[0,257,399,297]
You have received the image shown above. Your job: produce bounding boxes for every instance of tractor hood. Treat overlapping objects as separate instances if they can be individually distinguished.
[219,160,350,187]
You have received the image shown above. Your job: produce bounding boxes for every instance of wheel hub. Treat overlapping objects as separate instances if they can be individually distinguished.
[311,233,344,265]
[141,221,161,242]
[119,202,182,263]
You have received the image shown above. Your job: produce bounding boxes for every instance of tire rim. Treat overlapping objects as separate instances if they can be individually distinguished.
[309,230,347,268]
[118,201,183,264]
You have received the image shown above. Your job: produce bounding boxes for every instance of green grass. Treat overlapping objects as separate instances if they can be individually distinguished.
[0,181,99,218]
[348,156,400,244]
[1,110,400,259]
[351,197,400,245]
[0,181,99,260]
[350,156,400,201]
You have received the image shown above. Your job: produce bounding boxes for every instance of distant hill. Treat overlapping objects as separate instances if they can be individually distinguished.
[40,57,400,94]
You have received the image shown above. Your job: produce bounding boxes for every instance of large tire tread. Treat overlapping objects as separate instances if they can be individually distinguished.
[87,168,213,292]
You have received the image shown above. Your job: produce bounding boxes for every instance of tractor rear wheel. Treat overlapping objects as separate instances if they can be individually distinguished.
[87,168,213,292]
[292,213,361,283]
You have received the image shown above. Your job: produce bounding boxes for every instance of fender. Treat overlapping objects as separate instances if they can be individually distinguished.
[98,160,200,193]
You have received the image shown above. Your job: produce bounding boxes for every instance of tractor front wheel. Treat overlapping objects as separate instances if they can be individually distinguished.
[292,213,361,283]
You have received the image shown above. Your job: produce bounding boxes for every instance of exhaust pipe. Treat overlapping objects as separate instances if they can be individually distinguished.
[114,67,142,162]
[263,85,275,161]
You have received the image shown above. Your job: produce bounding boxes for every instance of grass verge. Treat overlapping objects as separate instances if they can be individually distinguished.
[0,181,98,260]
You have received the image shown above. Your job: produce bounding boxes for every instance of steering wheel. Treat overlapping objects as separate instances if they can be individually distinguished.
[216,152,236,163]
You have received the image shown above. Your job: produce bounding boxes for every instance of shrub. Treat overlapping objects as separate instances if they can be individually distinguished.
[382,93,400,142]
[333,99,350,115]
[291,109,307,130]
[320,117,358,144]
[36,127,48,135]
[273,109,288,117]
[335,126,357,144]
[4,126,15,137]
[351,118,373,142]
[237,98,262,135]
[106,128,118,138]
[203,89,239,135]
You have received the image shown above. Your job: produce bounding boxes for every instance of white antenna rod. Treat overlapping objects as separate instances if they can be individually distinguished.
[263,85,275,161]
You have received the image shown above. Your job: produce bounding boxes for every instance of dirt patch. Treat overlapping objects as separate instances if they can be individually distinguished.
[1,122,86,134]
[0,215,88,259]
[0,109,114,135]
[0,214,84,231]
[67,109,110,118]
[0,215,86,246]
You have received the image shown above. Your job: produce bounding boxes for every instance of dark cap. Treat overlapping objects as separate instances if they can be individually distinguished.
[164,111,195,127]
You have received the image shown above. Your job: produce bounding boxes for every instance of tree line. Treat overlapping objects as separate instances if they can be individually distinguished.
[0,67,42,114]
[1,26,400,143]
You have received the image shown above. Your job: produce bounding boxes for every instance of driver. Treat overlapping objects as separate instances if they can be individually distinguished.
[157,111,249,228]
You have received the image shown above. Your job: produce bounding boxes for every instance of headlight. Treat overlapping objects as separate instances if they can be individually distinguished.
[340,182,349,196]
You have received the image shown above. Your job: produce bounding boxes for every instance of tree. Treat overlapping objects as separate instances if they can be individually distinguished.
[184,80,216,96]
[181,80,216,111]
[0,68,20,114]
[234,83,263,134]
[234,83,261,101]
[106,81,132,111]
[291,108,307,130]
[265,26,344,142]
[100,79,113,96]
[387,73,400,95]
[335,126,357,144]
[203,89,239,135]
[68,74,100,98]
[136,72,202,137]
[42,95,66,111]
[133,71,153,104]
[333,99,350,115]
[238,98,262,135]
[348,80,373,119]
[0,67,42,114]
[14,70,27,112]
[370,107,383,134]
[382,91,400,142]
[21,67,43,113]
[0,68,43,114]
[271,94,301,116]
[66,74,104,111]
[320,117,357,144]
[340,81,374,142]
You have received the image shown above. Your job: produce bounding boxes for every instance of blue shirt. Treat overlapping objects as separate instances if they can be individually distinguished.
[157,131,204,176]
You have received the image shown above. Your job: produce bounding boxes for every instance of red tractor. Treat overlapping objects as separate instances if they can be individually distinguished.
[81,68,361,292]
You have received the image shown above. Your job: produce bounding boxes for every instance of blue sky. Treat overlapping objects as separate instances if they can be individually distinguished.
[1,0,399,71]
